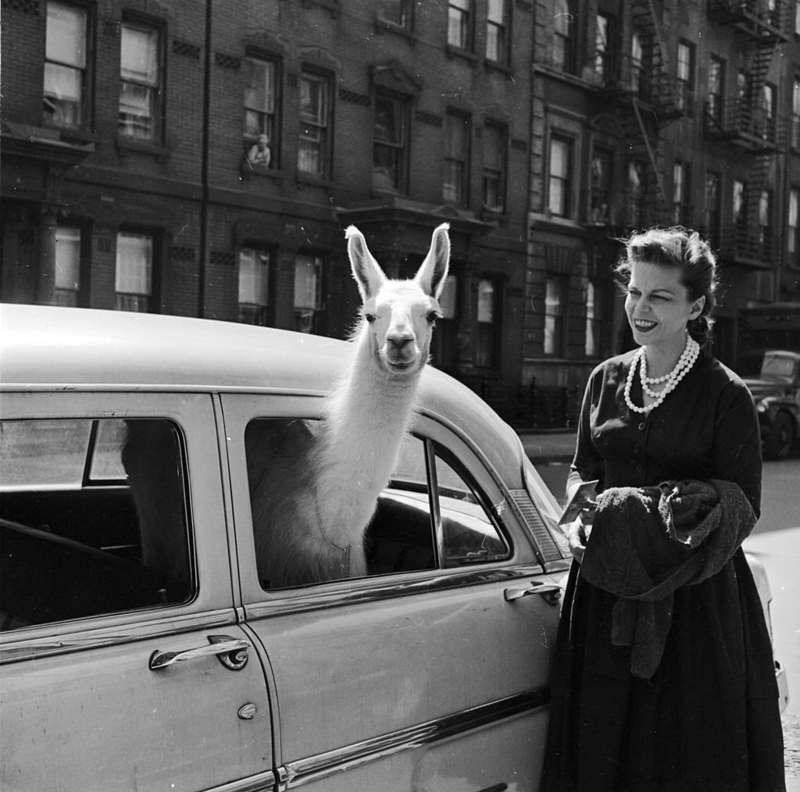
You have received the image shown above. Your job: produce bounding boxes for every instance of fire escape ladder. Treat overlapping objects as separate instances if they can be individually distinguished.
[631,98,670,215]
[630,0,679,117]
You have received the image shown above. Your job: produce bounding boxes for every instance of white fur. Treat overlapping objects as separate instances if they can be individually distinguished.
[248,223,450,587]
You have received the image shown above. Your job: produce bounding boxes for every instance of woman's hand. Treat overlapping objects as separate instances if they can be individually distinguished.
[567,520,587,563]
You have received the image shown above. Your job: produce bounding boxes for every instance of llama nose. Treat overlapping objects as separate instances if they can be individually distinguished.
[387,333,414,353]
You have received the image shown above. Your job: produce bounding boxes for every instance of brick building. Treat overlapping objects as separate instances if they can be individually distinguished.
[1,0,536,420]
[2,0,799,425]
[529,0,800,407]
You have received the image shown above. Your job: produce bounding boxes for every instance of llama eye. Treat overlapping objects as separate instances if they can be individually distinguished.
[364,313,376,324]
[426,311,440,325]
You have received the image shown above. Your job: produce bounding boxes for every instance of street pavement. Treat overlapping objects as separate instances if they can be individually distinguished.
[520,431,800,787]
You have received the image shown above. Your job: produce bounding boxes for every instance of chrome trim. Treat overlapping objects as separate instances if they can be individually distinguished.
[245,564,546,620]
[279,687,550,789]
[200,770,275,792]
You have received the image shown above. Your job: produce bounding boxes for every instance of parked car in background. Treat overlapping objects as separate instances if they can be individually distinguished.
[0,304,570,791]
[741,349,800,460]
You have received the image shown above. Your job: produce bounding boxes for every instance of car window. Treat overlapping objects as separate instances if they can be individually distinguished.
[244,419,509,590]
[0,418,193,631]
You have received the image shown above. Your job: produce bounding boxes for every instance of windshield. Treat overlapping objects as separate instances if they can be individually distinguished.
[761,355,798,380]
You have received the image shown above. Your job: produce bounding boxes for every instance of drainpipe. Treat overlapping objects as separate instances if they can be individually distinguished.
[197,0,212,318]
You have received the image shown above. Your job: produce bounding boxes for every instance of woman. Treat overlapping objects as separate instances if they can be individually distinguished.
[541,228,785,791]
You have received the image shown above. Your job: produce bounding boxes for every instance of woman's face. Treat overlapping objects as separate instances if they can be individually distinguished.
[625,260,705,351]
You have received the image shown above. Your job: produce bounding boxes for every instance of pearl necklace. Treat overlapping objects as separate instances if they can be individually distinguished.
[624,336,700,414]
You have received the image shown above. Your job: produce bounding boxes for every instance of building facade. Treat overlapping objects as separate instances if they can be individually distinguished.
[1,0,536,420]
[2,0,799,425]
[529,0,800,407]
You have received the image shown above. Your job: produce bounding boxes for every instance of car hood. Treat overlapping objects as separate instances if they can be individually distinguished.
[743,376,793,397]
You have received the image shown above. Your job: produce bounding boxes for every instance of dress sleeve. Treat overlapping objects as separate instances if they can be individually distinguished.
[568,365,606,496]
[710,376,762,519]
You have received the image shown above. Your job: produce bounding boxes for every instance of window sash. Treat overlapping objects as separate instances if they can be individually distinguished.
[45,3,87,126]
[55,227,81,292]
[47,2,86,68]
[374,95,406,190]
[483,125,506,210]
[448,0,470,49]
[294,255,322,311]
[789,190,799,254]
[548,138,570,216]
[486,0,507,62]
[298,74,329,176]
[238,249,270,307]
[115,233,153,296]
[121,25,158,86]
[544,277,564,356]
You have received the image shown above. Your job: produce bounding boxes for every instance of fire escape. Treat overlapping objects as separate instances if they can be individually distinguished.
[705,0,789,267]
[591,0,682,230]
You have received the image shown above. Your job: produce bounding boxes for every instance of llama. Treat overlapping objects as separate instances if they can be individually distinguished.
[246,223,450,588]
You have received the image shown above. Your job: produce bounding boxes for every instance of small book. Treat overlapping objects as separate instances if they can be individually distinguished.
[557,480,599,526]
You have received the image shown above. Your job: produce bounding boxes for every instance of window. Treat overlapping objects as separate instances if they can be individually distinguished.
[0,418,192,630]
[672,161,690,226]
[244,56,278,169]
[373,92,408,192]
[704,172,721,248]
[737,70,751,127]
[733,180,748,244]
[298,71,331,178]
[708,56,724,126]
[789,189,799,257]
[677,40,695,116]
[444,112,470,205]
[239,249,270,326]
[793,78,800,150]
[544,276,566,356]
[119,21,162,141]
[627,160,645,228]
[631,31,643,96]
[486,0,509,64]
[585,280,607,358]
[553,0,575,72]
[431,274,458,368]
[377,0,412,29]
[44,2,88,128]
[115,232,153,313]
[758,191,771,252]
[447,0,472,50]
[476,277,499,368]
[54,226,81,307]
[294,254,322,333]
[762,83,776,142]
[482,122,506,212]
[796,0,800,35]
[243,421,509,589]
[590,147,613,224]
[594,13,610,81]
[548,136,571,217]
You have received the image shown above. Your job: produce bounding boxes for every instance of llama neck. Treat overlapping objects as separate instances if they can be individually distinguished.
[313,331,422,546]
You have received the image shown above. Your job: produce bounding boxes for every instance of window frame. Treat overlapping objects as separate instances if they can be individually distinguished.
[238,247,272,326]
[447,0,473,52]
[373,91,409,193]
[44,0,91,130]
[54,225,82,307]
[485,0,510,66]
[297,69,333,180]
[377,0,414,31]
[548,134,572,218]
[553,0,575,73]
[118,16,165,144]
[589,146,613,225]
[793,77,800,151]
[475,275,500,369]
[243,53,281,170]
[443,110,471,206]
[707,55,725,126]
[704,171,722,249]
[544,275,567,357]
[676,39,695,117]
[481,121,507,213]
[115,230,156,313]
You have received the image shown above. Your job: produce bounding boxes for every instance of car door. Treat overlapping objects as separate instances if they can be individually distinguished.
[0,391,275,791]
[222,393,562,792]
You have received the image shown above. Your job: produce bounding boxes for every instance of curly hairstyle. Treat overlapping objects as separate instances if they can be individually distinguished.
[614,227,719,345]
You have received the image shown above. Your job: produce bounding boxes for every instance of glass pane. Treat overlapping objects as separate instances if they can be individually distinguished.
[436,455,508,566]
[89,420,129,480]
[116,233,153,295]
[294,255,321,310]
[55,227,80,291]
[477,279,494,323]
[47,2,86,68]
[239,249,270,305]
[119,82,154,138]
[245,58,274,113]
[550,138,568,178]
[121,25,158,85]
[299,74,326,124]
[375,95,401,144]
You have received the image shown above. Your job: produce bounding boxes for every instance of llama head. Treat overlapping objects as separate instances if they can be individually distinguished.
[346,223,450,375]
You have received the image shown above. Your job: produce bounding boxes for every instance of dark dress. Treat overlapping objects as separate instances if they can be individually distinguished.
[541,348,785,792]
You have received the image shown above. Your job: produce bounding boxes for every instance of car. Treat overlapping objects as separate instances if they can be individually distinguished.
[742,349,800,460]
[0,305,787,791]
[0,303,570,791]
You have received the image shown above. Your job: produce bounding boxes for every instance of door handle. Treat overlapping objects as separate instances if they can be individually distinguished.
[149,635,251,671]
[504,582,562,606]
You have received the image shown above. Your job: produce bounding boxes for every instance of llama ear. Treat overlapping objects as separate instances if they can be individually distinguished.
[346,226,387,302]
[415,223,450,300]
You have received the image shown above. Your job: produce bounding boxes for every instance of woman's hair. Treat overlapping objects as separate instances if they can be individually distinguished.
[615,226,719,345]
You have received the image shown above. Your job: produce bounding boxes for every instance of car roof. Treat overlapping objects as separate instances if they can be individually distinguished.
[0,304,525,482]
